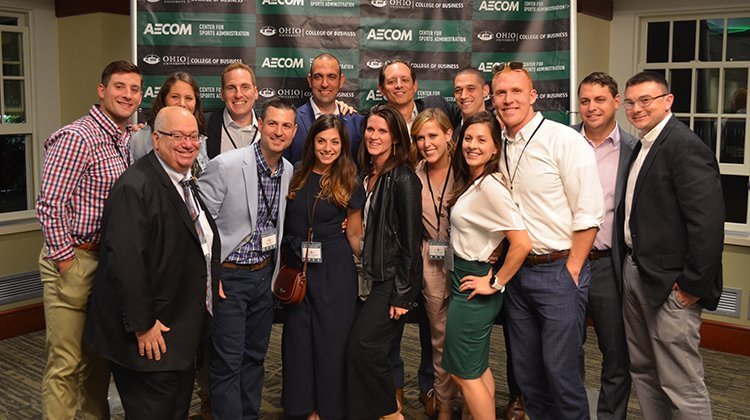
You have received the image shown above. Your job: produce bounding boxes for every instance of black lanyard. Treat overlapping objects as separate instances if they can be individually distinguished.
[259,173,279,227]
[425,163,451,240]
[223,120,258,150]
[503,117,545,190]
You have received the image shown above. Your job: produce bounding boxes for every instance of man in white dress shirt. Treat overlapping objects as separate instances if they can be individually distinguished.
[492,63,604,419]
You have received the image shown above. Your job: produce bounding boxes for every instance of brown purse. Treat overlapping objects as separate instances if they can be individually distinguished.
[273,194,320,305]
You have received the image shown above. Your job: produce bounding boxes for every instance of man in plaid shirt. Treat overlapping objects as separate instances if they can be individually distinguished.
[36,60,141,419]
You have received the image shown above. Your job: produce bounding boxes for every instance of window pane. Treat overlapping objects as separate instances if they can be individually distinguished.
[647,22,670,63]
[0,134,27,213]
[727,18,750,61]
[0,16,18,26]
[673,20,696,62]
[720,118,745,164]
[3,79,25,123]
[723,68,748,114]
[670,69,692,113]
[694,117,717,151]
[696,69,719,113]
[1,31,22,76]
[699,19,724,61]
[721,175,748,223]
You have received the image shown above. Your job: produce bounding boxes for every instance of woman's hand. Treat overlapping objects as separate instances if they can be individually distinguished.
[458,267,497,300]
[389,305,409,320]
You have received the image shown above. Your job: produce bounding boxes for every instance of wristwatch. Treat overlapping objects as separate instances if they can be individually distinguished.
[489,274,505,293]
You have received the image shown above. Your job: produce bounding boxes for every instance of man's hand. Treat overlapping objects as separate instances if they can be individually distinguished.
[219,279,227,299]
[673,283,699,308]
[56,257,74,274]
[565,259,581,287]
[459,267,497,300]
[389,306,409,320]
[135,320,170,361]
[336,100,358,115]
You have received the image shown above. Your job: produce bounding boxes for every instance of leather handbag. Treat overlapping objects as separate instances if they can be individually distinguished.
[273,194,320,305]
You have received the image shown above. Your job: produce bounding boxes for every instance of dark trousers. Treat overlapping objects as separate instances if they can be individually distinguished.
[211,264,275,420]
[111,362,194,420]
[347,280,407,418]
[498,301,522,397]
[505,259,591,420]
[388,292,435,393]
[587,255,631,420]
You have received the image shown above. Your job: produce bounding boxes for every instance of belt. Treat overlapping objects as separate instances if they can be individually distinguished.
[221,256,271,271]
[588,249,611,260]
[74,242,99,253]
[525,250,569,266]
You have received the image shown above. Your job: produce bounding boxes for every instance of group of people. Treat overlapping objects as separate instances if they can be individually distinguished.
[36,52,724,420]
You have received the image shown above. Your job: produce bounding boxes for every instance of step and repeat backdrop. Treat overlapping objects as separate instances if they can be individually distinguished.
[136,0,573,123]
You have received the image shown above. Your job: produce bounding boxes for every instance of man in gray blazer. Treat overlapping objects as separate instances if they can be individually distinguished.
[198,97,296,420]
[573,72,636,420]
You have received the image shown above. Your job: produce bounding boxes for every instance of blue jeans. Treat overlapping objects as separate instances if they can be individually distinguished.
[210,264,275,420]
[505,259,591,420]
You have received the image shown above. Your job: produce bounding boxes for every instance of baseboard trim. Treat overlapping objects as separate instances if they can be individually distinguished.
[700,319,750,357]
[0,303,45,340]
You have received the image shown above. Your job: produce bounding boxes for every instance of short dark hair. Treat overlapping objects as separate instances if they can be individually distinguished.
[579,71,619,97]
[625,71,669,92]
[100,60,140,86]
[378,59,416,87]
[455,66,487,86]
[309,53,341,77]
[259,97,297,120]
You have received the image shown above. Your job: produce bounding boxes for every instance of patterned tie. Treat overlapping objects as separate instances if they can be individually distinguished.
[180,179,213,315]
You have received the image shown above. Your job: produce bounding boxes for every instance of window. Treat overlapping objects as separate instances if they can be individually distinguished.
[0,12,32,221]
[641,15,750,235]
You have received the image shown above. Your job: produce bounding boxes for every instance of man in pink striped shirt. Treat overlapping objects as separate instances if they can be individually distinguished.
[36,60,141,420]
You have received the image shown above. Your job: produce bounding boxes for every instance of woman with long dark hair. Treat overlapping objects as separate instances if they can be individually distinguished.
[347,104,422,420]
[442,112,531,420]
[281,114,364,420]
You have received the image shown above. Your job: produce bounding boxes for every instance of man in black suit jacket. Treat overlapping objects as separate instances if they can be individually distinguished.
[618,71,724,418]
[574,72,636,420]
[85,106,220,419]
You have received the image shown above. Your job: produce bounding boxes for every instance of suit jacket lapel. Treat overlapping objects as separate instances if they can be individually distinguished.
[147,153,200,244]
[614,128,633,211]
[632,117,676,206]
[300,104,314,134]
[243,147,260,232]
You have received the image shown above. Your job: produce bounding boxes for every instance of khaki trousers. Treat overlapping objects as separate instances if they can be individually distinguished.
[39,247,111,420]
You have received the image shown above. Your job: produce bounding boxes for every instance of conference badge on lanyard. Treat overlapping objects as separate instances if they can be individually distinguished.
[261,228,277,252]
[428,239,448,261]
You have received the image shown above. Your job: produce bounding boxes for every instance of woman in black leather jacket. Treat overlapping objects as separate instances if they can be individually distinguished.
[346,104,423,420]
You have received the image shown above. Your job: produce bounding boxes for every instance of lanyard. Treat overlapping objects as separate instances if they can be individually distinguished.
[223,120,258,150]
[503,117,545,190]
[259,174,278,227]
[425,163,451,240]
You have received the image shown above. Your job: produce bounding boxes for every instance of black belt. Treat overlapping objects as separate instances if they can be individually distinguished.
[588,249,611,260]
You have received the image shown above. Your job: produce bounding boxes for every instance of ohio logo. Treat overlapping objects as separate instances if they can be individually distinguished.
[261,0,304,5]
[496,32,518,41]
[370,0,387,7]
[142,54,161,65]
[259,26,277,36]
[366,28,412,41]
[143,23,192,36]
[366,59,384,69]
[478,0,519,11]
[261,57,304,69]
[477,31,493,41]
[259,88,275,98]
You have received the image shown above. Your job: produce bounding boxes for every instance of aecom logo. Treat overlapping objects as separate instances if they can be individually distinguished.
[261,0,304,5]
[143,23,192,36]
[261,57,304,69]
[478,0,519,11]
[366,28,412,41]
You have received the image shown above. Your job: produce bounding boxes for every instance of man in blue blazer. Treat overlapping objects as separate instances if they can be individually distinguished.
[619,71,723,418]
[285,53,363,165]
[574,72,636,420]
[198,97,296,420]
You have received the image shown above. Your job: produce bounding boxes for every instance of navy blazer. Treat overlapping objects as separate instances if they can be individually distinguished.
[616,116,724,310]
[284,100,364,165]
[572,122,637,292]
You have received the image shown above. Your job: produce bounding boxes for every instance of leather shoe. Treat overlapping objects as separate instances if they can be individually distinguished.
[419,388,438,418]
[504,394,526,420]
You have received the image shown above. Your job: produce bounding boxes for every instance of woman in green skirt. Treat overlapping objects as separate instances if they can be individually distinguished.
[442,112,531,420]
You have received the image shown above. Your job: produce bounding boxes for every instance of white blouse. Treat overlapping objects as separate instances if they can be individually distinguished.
[450,173,526,261]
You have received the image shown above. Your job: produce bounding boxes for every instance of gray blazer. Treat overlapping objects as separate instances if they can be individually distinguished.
[197,144,293,287]
[572,122,637,290]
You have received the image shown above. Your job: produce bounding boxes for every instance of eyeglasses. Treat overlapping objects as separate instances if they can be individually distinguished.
[623,93,669,109]
[157,131,201,143]
[493,62,524,73]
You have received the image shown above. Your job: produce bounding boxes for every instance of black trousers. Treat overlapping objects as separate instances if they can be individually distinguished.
[347,280,407,419]
[111,362,195,420]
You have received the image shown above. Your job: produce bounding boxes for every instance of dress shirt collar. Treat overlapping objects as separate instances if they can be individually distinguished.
[503,111,544,144]
[252,140,284,178]
[640,112,672,146]
[154,152,191,187]
[90,104,126,137]
[581,122,621,149]
[310,98,339,119]
[223,107,257,130]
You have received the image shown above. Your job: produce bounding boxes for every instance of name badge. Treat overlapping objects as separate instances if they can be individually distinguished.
[261,228,277,252]
[428,239,448,260]
[200,239,211,258]
[444,244,455,272]
[301,241,323,263]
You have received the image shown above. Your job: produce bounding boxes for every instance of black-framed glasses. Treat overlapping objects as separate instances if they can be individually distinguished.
[623,93,670,109]
[493,61,524,73]
[157,130,201,143]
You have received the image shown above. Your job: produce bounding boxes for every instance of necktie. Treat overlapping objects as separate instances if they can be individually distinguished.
[180,179,213,315]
